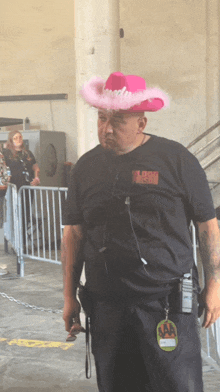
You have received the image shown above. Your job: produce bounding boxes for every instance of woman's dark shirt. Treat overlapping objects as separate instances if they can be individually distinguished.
[2,148,36,189]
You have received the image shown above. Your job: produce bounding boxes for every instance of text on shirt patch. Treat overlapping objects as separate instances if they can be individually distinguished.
[132,171,159,185]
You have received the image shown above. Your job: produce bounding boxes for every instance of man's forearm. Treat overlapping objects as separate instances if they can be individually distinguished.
[61,225,84,299]
[197,218,220,327]
[198,218,220,284]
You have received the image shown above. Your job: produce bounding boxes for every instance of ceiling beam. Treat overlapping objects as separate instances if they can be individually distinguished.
[0,94,68,102]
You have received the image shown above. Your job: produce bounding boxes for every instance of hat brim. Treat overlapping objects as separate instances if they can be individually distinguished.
[80,77,170,112]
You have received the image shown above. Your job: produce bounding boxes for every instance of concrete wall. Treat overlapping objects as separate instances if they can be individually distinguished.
[0,0,78,162]
[120,0,220,147]
[0,229,3,245]
[1,0,75,97]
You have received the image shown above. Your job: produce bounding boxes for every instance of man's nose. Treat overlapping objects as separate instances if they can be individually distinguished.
[105,121,113,133]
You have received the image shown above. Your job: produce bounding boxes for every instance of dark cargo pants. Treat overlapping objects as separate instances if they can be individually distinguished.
[90,293,203,392]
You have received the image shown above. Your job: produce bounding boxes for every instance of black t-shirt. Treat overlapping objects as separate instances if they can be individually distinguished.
[3,148,36,189]
[64,135,216,297]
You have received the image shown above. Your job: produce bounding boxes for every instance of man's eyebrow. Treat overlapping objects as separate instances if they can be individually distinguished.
[112,114,125,120]
[98,111,125,120]
[97,111,127,124]
[98,111,109,117]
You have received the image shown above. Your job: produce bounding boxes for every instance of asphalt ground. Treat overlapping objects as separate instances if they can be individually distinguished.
[1,245,220,392]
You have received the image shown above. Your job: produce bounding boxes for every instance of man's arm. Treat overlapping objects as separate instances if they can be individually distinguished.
[197,217,220,328]
[61,224,85,336]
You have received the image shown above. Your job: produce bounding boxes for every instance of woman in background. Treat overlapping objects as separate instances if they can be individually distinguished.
[0,151,9,229]
[3,131,40,189]
[2,131,40,251]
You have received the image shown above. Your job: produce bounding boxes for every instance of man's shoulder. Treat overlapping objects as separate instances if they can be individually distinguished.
[151,135,187,152]
[76,145,103,166]
[150,135,195,160]
[68,145,104,188]
[150,135,204,178]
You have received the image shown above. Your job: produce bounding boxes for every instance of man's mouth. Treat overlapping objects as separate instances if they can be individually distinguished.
[105,137,115,144]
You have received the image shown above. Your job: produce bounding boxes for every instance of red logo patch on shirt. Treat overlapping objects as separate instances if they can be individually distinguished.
[132,170,159,185]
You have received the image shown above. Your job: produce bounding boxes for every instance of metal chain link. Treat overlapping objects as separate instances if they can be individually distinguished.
[0,292,63,314]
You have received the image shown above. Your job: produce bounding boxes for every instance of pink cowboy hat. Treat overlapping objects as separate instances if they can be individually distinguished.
[80,72,169,112]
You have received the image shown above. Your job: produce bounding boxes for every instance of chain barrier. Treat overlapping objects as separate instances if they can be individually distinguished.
[0,292,63,314]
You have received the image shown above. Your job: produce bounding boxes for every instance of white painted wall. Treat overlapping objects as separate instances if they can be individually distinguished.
[0,0,78,163]
[120,0,220,147]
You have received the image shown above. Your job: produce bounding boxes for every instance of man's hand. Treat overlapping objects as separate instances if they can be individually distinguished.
[200,278,220,328]
[63,297,85,341]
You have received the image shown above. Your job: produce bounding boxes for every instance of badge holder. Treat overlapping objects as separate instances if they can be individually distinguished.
[157,299,178,352]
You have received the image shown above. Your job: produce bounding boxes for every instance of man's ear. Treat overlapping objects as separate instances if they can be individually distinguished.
[138,116,147,133]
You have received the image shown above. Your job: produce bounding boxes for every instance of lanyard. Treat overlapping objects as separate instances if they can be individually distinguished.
[85,316,92,379]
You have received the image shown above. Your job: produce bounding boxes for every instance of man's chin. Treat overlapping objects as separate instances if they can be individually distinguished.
[102,140,116,150]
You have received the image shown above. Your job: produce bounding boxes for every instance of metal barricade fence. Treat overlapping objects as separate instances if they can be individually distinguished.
[4,183,19,254]
[16,185,68,277]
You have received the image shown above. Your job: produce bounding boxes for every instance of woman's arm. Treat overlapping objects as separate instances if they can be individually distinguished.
[31,163,40,185]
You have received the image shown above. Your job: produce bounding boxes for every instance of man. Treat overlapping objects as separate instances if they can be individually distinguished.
[62,72,220,392]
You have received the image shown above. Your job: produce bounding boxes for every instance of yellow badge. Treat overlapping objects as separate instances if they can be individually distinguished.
[156,319,178,352]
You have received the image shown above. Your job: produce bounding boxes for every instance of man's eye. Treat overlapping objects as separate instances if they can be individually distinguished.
[111,119,123,126]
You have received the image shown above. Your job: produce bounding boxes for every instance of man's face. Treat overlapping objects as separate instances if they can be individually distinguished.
[97,110,147,155]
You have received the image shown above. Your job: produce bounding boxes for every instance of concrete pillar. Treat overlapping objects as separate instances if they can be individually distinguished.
[74,0,120,157]
[0,228,4,245]
[205,0,220,138]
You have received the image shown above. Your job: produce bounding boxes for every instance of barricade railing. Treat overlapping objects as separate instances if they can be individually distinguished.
[17,185,68,277]
[4,183,19,255]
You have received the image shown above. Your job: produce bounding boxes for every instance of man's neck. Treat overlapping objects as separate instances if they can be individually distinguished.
[116,134,150,155]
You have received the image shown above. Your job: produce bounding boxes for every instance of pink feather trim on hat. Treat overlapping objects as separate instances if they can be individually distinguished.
[80,75,170,112]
